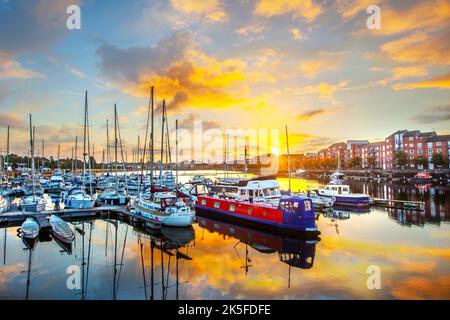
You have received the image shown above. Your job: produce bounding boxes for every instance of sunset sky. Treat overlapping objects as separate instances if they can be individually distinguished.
[0,0,449,162]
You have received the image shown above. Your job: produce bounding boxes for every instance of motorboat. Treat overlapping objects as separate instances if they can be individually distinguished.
[47,171,65,192]
[189,175,213,185]
[19,195,47,212]
[297,190,334,210]
[317,183,371,207]
[133,192,195,227]
[63,187,95,209]
[50,215,75,245]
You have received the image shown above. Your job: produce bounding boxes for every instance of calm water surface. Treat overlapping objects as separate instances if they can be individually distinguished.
[0,173,449,300]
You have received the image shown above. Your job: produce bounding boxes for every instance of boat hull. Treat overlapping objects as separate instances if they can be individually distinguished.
[133,203,194,227]
[19,203,46,212]
[63,198,95,209]
[320,194,371,207]
[195,205,320,238]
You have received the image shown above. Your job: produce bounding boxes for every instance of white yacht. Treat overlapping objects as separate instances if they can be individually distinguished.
[19,195,46,212]
[63,187,95,209]
[317,183,371,207]
[133,192,194,227]
[236,180,282,205]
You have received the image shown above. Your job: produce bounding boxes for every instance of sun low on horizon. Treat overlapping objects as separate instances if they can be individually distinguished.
[0,0,449,161]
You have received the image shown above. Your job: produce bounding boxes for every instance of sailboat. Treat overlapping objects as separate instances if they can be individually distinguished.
[133,98,194,227]
[63,91,95,209]
[19,115,47,212]
[97,104,130,206]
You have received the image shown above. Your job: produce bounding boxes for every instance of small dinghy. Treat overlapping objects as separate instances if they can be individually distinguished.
[49,215,75,245]
[20,218,40,239]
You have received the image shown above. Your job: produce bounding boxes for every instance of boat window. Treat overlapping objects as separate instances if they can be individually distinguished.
[338,187,342,194]
[343,187,349,192]
[240,189,246,196]
[257,189,263,197]
[229,204,235,212]
[196,185,208,195]
[214,201,220,208]
[249,190,254,197]
[248,207,252,215]
[201,199,206,205]
[332,187,337,191]
[304,200,312,211]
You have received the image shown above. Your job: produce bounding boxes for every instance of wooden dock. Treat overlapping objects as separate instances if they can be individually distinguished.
[372,198,425,211]
[0,205,161,229]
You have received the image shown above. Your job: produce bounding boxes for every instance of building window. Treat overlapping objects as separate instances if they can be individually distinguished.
[410,150,414,154]
[437,149,442,154]
[409,143,414,147]
[428,142,433,148]
[417,143,422,148]
[436,142,441,146]
[428,149,433,155]
[409,137,413,141]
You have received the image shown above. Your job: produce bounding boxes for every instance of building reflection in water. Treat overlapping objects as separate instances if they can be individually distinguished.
[346,181,450,226]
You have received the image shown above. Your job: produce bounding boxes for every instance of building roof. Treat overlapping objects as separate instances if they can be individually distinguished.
[403,130,420,137]
[428,134,450,142]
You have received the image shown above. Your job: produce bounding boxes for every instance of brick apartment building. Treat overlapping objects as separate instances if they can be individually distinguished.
[318,130,450,170]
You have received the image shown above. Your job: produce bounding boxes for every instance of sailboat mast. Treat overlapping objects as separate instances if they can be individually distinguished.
[6,125,9,173]
[87,97,93,195]
[175,119,178,186]
[74,136,77,175]
[106,119,110,175]
[150,87,154,185]
[285,125,291,195]
[114,104,119,191]
[159,100,165,181]
[82,91,88,188]
[29,114,35,201]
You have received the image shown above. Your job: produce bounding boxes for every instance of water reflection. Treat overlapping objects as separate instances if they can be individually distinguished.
[0,177,449,300]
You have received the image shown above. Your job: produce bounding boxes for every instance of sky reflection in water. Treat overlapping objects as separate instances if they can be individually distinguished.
[0,178,449,300]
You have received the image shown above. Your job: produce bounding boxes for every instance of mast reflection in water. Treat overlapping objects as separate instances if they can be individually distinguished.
[0,178,449,300]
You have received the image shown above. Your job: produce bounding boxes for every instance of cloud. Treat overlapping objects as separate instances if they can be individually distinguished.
[65,65,86,79]
[390,66,428,81]
[375,31,450,65]
[235,24,265,37]
[298,52,339,78]
[254,0,323,21]
[170,0,227,22]
[290,28,307,40]
[178,113,221,130]
[0,51,46,79]
[97,32,272,111]
[0,112,26,128]
[297,108,328,120]
[392,74,450,91]
[336,0,383,19]
[410,105,450,124]
[287,81,348,104]
[0,0,82,55]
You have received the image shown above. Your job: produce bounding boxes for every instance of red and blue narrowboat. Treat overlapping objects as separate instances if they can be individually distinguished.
[195,195,320,237]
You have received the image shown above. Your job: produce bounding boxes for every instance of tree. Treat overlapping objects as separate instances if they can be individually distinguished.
[431,152,447,168]
[367,156,376,169]
[414,155,428,169]
[349,156,362,168]
[394,151,408,169]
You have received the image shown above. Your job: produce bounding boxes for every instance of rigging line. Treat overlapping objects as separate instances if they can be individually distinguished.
[139,87,153,192]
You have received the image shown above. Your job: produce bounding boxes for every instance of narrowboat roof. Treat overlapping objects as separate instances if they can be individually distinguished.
[279,196,310,202]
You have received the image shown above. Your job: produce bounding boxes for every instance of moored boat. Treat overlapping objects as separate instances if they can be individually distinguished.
[317,183,371,207]
[0,195,8,213]
[19,217,40,240]
[195,195,319,237]
[63,187,95,209]
[19,195,47,212]
[49,215,75,245]
[133,192,195,227]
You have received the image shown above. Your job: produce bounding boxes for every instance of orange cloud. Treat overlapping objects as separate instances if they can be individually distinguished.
[254,0,323,21]
[390,66,428,81]
[170,0,227,22]
[235,24,265,37]
[298,52,339,78]
[290,28,307,40]
[392,74,450,90]
[0,51,45,80]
